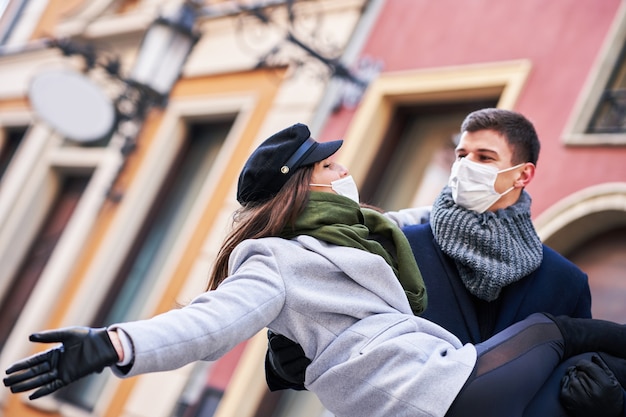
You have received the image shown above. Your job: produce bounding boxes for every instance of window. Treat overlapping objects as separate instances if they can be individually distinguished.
[0,174,90,350]
[563,1,626,145]
[336,61,531,203]
[56,119,232,410]
[0,126,26,180]
[587,41,626,133]
[361,100,496,211]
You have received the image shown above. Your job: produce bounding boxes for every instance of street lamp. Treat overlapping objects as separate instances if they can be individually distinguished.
[129,1,200,105]
[29,1,200,147]
[26,1,201,201]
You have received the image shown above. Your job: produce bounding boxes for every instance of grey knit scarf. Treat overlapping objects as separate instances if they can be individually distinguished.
[430,186,543,301]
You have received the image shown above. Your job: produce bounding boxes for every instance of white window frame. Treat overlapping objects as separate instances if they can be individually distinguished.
[562,1,626,146]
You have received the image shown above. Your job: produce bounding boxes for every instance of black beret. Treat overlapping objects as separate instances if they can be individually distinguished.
[237,123,343,205]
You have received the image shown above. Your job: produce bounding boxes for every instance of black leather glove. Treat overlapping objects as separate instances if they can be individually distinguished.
[3,327,120,400]
[560,354,624,417]
[265,330,310,391]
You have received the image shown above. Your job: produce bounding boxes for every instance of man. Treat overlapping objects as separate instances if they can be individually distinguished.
[265,109,624,416]
[406,108,591,344]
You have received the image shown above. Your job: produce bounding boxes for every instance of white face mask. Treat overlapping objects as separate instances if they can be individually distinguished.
[448,158,523,213]
[310,175,360,204]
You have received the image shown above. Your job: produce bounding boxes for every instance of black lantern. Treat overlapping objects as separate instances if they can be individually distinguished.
[128,2,200,102]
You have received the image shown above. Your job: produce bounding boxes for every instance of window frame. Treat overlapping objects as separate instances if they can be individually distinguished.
[562,1,626,146]
[337,60,532,194]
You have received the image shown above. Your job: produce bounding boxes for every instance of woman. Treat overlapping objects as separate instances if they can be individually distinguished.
[4,123,626,417]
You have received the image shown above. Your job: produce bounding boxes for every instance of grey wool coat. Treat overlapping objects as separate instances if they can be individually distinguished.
[111,227,476,417]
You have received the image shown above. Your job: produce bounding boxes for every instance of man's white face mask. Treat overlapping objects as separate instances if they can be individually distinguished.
[448,158,523,213]
[310,175,360,204]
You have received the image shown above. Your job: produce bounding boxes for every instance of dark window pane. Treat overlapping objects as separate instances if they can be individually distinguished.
[0,127,27,180]
[0,175,90,349]
[588,44,626,133]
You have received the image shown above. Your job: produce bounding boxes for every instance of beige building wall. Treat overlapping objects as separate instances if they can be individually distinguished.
[0,1,369,416]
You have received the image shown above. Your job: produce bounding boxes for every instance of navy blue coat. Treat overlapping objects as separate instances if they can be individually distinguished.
[403,223,592,345]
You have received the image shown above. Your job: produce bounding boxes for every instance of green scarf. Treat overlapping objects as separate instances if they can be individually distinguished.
[280,192,427,315]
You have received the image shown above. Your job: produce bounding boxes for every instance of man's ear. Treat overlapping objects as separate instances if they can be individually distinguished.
[515,162,535,188]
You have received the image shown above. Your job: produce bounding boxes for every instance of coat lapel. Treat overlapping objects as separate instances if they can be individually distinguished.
[492,270,535,334]
[432,241,483,344]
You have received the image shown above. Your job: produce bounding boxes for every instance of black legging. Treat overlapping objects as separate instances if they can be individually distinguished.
[445,313,604,417]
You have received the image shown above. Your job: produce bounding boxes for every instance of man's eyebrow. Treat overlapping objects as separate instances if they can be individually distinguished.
[455,147,499,156]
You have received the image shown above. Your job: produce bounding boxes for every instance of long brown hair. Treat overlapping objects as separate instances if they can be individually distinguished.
[206,165,315,290]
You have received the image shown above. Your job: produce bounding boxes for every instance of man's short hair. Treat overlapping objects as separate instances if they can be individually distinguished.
[461,108,540,166]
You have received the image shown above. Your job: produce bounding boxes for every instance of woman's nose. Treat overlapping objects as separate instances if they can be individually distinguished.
[337,164,349,176]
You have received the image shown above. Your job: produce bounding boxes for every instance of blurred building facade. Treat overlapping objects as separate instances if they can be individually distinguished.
[0,0,624,417]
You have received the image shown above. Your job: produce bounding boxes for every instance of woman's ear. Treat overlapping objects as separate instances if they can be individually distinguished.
[515,162,535,188]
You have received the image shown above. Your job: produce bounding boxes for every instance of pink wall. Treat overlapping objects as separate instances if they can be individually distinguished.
[322,0,624,216]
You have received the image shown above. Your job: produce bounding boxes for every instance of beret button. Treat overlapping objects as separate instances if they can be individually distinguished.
[281,166,289,174]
